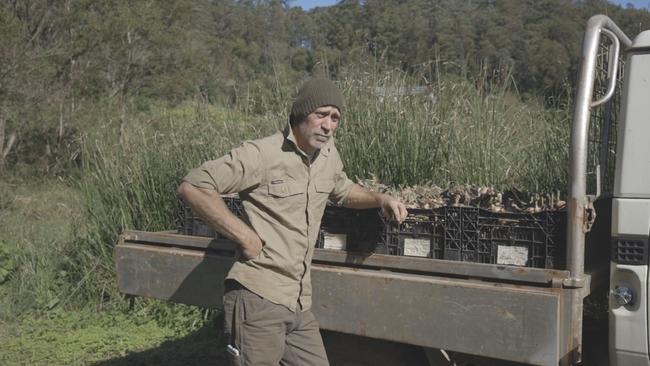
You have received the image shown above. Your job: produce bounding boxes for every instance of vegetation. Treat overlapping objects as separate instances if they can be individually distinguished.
[0,0,643,363]
[0,174,224,364]
[3,66,569,315]
[337,66,570,188]
[0,307,225,365]
[2,0,650,174]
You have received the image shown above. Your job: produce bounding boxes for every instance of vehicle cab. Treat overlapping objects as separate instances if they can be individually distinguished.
[609,29,650,366]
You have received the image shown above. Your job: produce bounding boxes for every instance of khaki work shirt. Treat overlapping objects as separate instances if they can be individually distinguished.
[183,124,354,311]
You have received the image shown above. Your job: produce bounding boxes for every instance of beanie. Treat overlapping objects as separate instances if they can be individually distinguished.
[290,78,344,125]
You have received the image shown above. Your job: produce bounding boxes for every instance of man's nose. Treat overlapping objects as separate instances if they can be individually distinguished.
[321,117,332,131]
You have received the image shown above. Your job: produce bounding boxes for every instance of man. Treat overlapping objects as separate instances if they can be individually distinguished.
[177,78,407,366]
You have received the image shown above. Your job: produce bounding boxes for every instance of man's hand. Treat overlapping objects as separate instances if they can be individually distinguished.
[380,195,408,223]
[240,232,264,260]
[177,182,266,259]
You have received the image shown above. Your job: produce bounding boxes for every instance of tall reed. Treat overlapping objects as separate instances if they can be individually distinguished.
[71,69,570,305]
[73,102,280,303]
[337,65,570,189]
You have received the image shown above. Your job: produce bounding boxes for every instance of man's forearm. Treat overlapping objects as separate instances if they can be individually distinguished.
[343,184,408,222]
[177,182,258,247]
[343,184,386,209]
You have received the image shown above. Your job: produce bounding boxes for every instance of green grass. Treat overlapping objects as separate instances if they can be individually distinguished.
[0,307,226,366]
[0,177,82,318]
[0,175,226,366]
[0,175,224,365]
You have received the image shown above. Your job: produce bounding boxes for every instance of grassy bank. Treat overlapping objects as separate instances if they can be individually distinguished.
[0,176,225,364]
[0,177,81,319]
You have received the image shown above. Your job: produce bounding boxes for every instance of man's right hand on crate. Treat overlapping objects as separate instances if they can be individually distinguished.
[343,185,408,223]
[379,195,408,223]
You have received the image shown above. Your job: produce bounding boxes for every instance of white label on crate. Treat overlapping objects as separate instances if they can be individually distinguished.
[404,238,430,257]
[497,245,528,266]
[323,233,347,250]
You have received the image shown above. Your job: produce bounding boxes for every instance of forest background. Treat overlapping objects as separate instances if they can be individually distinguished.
[1,0,650,364]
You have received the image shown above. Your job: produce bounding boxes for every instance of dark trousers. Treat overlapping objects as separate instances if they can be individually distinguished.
[223,281,329,366]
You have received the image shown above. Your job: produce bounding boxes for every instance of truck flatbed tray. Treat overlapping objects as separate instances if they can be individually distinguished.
[121,230,571,286]
[116,229,584,365]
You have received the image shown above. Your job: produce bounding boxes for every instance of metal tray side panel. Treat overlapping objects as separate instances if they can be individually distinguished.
[115,244,233,307]
[115,242,562,365]
[311,266,561,366]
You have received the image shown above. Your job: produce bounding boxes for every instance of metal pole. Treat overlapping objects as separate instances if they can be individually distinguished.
[564,15,632,365]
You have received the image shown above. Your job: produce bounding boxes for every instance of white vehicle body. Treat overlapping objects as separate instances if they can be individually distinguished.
[609,29,650,366]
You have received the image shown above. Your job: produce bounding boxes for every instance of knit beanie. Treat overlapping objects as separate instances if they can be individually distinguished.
[290,78,345,125]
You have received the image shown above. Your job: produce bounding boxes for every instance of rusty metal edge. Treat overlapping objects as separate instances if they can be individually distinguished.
[122,230,570,286]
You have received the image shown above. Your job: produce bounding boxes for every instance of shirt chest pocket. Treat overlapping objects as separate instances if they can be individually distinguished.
[268,180,304,198]
[314,180,335,195]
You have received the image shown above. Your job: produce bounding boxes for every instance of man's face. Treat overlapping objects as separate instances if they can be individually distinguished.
[292,105,341,156]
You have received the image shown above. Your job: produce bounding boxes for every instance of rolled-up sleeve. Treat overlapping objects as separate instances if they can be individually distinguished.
[183,141,262,194]
[329,148,354,206]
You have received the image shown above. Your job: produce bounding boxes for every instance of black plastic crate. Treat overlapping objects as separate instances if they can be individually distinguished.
[478,209,565,268]
[316,206,383,251]
[176,196,244,237]
[381,206,566,269]
[381,208,443,258]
